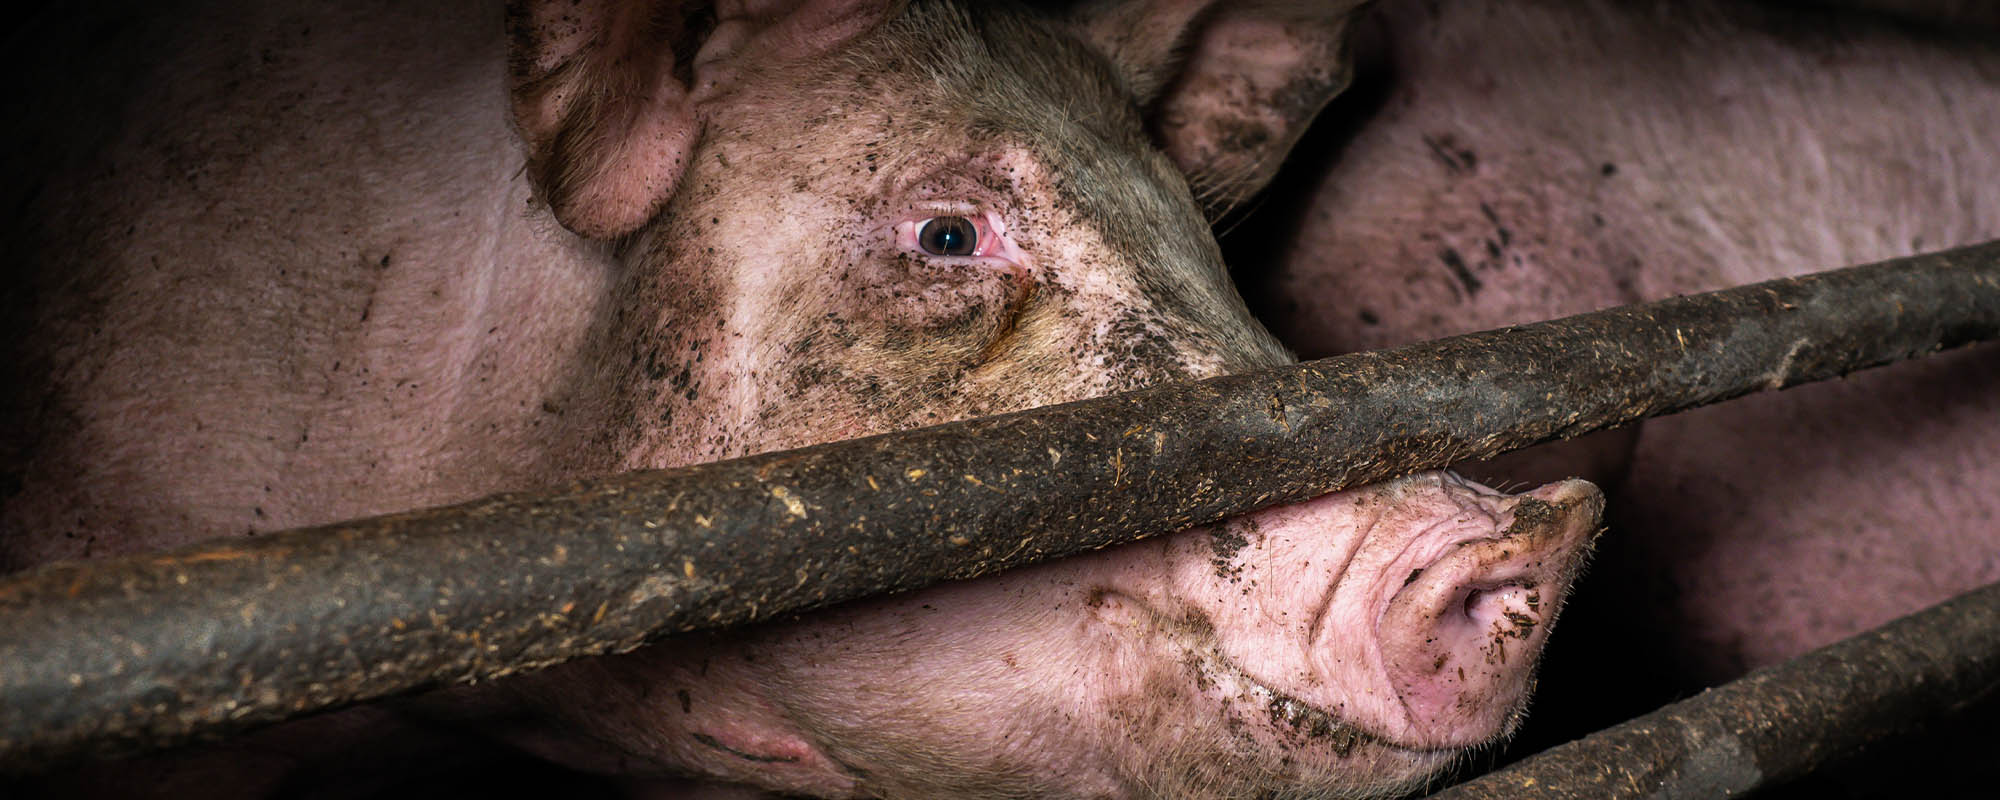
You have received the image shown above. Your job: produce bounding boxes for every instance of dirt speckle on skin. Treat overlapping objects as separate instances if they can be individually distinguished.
[1209,518,1256,580]
[1263,693,1363,755]
[1504,497,1560,536]
[1177,606,1218,640]
[1183,652,1219,693]
[1422,132,1478,175]
[1439,247,1482,298]
[1095,310,1195,392]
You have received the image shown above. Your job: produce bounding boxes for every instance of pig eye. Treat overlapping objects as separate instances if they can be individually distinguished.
[897,210,1022,266]
[918,216,977,256]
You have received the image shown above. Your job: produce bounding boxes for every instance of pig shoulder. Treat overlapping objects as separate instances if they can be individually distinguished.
[1,0,616,569]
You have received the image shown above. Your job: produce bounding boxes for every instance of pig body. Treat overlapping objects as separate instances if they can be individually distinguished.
[1238,0,2000,714]
[0,1,1602,798]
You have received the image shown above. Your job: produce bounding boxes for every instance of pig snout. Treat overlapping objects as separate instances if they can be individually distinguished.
[479,473,1601,798]
[1375,477,1603,746]
[1138,473,1602,759]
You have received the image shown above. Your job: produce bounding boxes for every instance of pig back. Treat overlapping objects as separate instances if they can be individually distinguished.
[1,0,615,570]
[1234,0,2000,687]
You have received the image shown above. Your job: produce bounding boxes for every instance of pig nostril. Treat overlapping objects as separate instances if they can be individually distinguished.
[1459,583,1537,625]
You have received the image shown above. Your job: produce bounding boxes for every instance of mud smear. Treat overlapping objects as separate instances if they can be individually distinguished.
[1208,517,1256,580]
[1439,247,1483,298]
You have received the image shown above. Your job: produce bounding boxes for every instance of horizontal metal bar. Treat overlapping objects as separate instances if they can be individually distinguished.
[2,240,1996,770]
[1422,576,2000,799]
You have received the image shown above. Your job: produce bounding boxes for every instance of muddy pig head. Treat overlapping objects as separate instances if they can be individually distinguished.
[478,0,1603,798]
[509,0,1373,464]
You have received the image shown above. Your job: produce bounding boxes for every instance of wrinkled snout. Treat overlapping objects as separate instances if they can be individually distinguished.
[1168,472,1602,754]
[1377,479,1603,746]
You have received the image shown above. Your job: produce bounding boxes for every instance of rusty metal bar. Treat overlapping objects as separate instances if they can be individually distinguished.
[1423,577,2000,799]
[2,240,1997,769]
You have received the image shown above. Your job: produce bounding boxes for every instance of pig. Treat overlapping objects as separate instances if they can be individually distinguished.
[0,0,1602,797]
[1227,0,2000,781]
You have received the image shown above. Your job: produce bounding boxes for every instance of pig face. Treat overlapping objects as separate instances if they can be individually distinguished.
[521,1,1342,469]
[469,1,1604,798]
[586,7,1294,466]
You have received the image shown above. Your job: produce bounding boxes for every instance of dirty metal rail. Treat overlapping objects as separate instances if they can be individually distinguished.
[1424,577,2000,799]
[2,240,1997,768]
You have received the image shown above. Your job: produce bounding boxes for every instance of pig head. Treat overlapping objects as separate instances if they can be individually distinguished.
[449,1,1602,796]
[502,0,1370,470]
[0,0,1602,797]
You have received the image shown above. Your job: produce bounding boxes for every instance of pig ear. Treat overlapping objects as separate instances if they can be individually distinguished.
[507,0,901,239]
[1075,1,1371,219]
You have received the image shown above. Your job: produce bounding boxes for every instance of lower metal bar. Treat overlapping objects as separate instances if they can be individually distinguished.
[1424,576,2000,798]
[1,241,1996,768]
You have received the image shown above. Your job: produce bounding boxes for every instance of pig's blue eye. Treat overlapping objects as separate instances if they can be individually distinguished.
[918,216,977,256]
